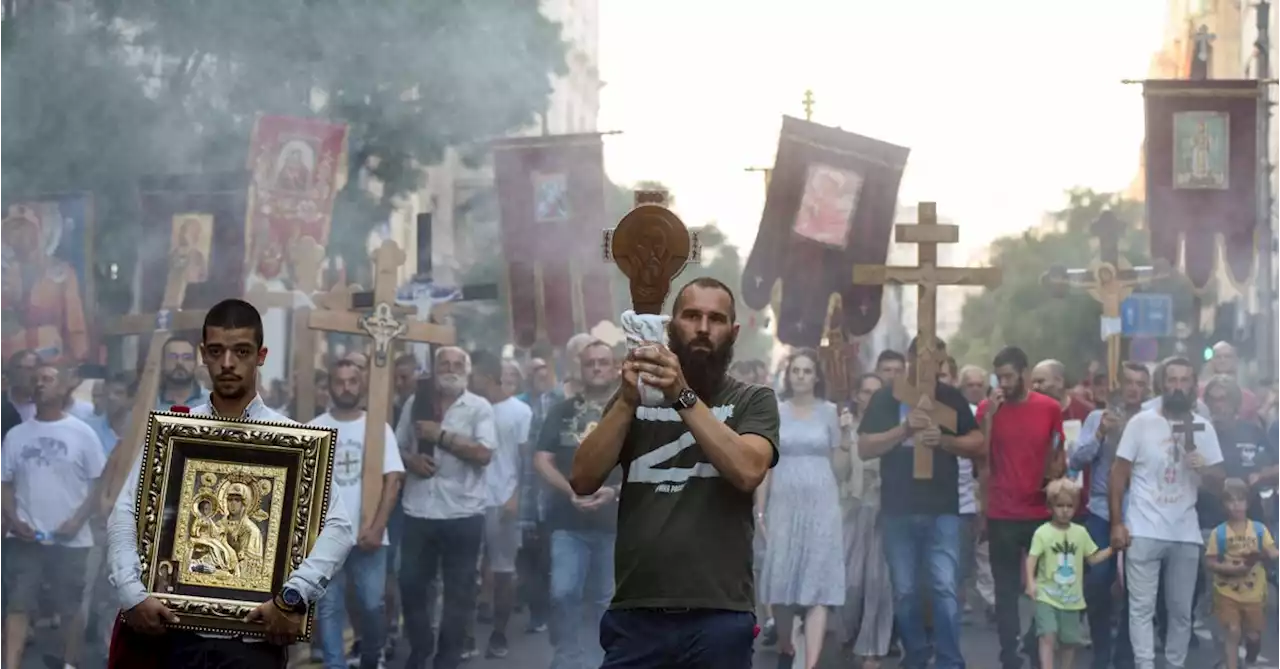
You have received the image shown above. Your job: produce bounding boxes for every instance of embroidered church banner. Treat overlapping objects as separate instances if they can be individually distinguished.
[1,194,95,364]
[493,133,610,348]
[245,115,347,284]
[742,117,909,346]
[1143,79,1262,289]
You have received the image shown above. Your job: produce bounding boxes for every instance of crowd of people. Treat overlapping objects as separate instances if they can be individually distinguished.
[1,285,1277,669]
[739,340,1278,669]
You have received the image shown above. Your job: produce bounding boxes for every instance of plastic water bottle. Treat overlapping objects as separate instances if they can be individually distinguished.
[33,531,54,546]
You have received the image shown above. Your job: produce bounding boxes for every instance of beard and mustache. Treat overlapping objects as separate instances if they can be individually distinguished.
[667,323,735,400]
[437,373,468,395]
[1162,387,1195,414]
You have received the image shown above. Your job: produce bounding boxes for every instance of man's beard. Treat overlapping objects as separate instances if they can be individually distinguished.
[437,373,467,395]
[331,391,360,410]
[668,325,734,400]
[165,368,193,385]
[1004,377,1026,401]
[1163,388,1194,414]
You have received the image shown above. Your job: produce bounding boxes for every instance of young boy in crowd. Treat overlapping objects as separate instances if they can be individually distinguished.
[1206,478,1279,669]
[1025,478,1114,669]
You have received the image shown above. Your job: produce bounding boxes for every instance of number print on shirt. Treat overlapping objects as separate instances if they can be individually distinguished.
[628,404,735,494]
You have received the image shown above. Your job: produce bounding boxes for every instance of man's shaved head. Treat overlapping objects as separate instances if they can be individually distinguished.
[1031,359,1067,401]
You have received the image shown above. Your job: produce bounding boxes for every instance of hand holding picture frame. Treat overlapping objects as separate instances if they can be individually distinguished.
[131,411,335,640]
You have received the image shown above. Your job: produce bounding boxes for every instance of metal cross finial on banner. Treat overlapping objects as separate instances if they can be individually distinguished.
[803,90,816,121]
[1191,25,1216,79]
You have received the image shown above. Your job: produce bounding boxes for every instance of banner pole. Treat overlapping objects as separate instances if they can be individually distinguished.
[1254,0,1276,378]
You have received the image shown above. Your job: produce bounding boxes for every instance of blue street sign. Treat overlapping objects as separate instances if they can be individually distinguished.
[1121,294,1173,337]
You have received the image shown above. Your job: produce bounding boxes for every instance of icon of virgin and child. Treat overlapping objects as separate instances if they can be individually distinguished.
[186,479,267,580]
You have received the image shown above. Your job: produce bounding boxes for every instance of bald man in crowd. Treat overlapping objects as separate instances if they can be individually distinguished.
[1203,342,1259,422]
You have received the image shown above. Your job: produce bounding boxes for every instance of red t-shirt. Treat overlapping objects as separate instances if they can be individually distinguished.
[977,391,1065,521]
[1062,396,1093,514]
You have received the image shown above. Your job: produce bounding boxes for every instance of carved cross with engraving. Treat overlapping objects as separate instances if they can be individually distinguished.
[603,190,701,314]
[851,202,1002,479]
[307,240,454,530]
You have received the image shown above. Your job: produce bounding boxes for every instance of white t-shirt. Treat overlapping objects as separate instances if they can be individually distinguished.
[1,415,106,547]
[1117,408,1223,544]
[957,403,978,514]
[486,397,532,508]
[67,399,96,423]
[307,412,403,545]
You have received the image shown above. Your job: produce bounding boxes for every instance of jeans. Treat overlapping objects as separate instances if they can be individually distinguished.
[318,546,388,669]
[1126,537,1200,669]
[517,524,552,627]
[882,514,964,669]
[549,529,615,669]
[599,609,756,668]
[1083,513,1133,669]
[400,514,485,669]
[988,518,1042,669]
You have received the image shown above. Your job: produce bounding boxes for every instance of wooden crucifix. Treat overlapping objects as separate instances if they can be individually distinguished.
[819,295,859,401]
[1041,211,1168,393]
[852,202,1002,479]
[308,239,456,530]
[99,250,208,511]
[1172,419,1206,453]
[244,236,327,421]
[604,190,701,315]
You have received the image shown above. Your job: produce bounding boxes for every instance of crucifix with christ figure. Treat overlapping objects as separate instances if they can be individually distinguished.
[308,239,455,530]
[852,202,1002,479]
[1041,211,1168,394]
[99,250,209,511]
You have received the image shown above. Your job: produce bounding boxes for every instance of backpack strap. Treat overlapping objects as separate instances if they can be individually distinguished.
[1216,523,1229,563]
[1254,520,1266,552]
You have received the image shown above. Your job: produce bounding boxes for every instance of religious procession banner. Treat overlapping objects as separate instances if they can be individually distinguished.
[138,171,250,314]
[741,116,909,347]
[245,115,348,285]
[0,194,94,364]
[1143,79,1262,290]
[492,132,611,349]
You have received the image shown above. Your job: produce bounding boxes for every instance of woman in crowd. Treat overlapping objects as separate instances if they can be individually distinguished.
[834,372,893,669]
[757,349,847,669]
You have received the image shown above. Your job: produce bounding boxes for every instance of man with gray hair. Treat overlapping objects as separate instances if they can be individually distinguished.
[957,365,989,408]
[394,345,498,669]
[1204,342,1260,421]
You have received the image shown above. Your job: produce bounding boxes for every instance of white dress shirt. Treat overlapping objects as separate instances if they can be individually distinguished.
[106,394,356,618]
[394,390,498,520]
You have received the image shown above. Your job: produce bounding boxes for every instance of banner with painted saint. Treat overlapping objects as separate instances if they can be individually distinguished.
[493,133,611,348]
[741,117,910,347]
[1143,79,1262,290]
[1,195,95,364]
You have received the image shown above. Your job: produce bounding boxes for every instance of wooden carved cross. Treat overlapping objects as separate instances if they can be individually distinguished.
[604,190,699,315]
[852,202,1002,479]
[308,240,455,530]
[245,236,327,421]
[1041,211,1168,393]
[99,250,209,511]
[819,296,860,401]
[1172,419,1206,453]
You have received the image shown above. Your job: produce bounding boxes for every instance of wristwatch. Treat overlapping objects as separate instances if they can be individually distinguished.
[274,586,306,614]
[671,387,698,411]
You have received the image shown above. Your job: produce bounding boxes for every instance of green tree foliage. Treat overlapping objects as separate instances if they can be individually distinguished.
[948,188,1203,376]
[4,1,567,274]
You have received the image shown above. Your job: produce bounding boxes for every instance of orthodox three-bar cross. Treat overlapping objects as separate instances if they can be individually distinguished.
[1040,211,1167,393]
[852,202,1002,479]
[245,236,326,421]
[99,250,208,512]
[603,190,700,315]
[308,240,455,530]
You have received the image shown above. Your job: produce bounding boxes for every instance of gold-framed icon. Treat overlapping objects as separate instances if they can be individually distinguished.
[133,411,336,640]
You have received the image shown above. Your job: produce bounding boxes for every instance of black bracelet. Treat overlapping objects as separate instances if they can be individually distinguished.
[438,431,450,450]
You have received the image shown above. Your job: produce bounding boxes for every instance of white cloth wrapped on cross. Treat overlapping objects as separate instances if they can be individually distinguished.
[620,310,670,407]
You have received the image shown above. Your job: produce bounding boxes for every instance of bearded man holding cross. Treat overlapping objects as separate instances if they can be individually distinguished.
[857,335,984,669]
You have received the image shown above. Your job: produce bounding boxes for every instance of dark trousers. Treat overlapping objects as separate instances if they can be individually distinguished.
[988,518,1042,669]
[163,630,285,669]
[1083,513,1133,669]
[599,609,756,668]
[400,514,485,669]
[517,523,551,626]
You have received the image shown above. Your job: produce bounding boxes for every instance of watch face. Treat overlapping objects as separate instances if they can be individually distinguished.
[282,588,303,606]
[678,388,697,408]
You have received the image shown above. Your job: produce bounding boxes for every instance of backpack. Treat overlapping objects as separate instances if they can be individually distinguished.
[1214,520,1267,563]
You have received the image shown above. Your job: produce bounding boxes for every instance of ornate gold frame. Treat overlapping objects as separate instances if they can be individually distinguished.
[133,411,336,640]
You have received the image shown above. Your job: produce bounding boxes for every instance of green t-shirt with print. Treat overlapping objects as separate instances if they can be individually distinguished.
[1029,522,1098,611]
